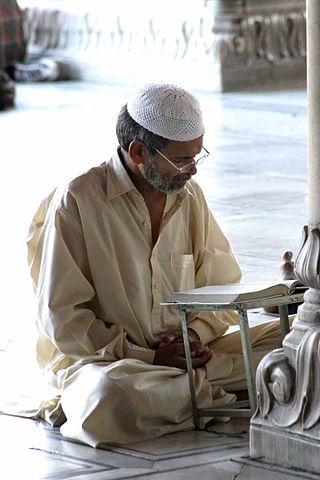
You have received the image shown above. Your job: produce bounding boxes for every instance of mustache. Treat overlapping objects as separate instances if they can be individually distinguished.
[175,173,191,182]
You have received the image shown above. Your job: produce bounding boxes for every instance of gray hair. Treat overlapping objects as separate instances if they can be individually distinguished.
[116,104,169,152]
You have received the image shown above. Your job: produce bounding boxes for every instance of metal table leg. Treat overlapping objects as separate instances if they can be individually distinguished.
[237,305,257,413]
[179,308,200,429]
[278,303,290,339]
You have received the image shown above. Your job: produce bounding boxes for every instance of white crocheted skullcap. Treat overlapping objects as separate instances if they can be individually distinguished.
[127,83,205,141]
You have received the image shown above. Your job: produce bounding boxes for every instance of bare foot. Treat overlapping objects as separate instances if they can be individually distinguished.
[280,251,296,280]
[264,251,297,314]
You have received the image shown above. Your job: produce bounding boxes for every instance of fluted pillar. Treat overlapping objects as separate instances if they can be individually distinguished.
[210,0,306,90]
[250,0,320,473]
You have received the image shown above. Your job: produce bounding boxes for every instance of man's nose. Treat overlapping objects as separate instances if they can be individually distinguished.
[189,162,197,176]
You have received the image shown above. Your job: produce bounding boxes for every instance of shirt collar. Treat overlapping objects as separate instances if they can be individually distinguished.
[106,148,137,200]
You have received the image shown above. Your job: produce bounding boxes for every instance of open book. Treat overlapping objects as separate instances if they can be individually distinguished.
[165,279,307,304]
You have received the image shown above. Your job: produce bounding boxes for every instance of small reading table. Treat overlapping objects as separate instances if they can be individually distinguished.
[162,288,304,429]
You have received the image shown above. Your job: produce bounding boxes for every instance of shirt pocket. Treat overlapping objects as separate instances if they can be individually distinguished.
[170,254,195,292]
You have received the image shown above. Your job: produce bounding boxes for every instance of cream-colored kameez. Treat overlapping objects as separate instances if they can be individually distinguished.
[26,150,283,446]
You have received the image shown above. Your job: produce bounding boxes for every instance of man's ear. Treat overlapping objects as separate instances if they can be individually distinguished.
[128,140,147,165]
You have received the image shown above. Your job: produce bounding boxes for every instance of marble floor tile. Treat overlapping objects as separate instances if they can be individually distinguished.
[0,415,249,479]
[1,414,316,480]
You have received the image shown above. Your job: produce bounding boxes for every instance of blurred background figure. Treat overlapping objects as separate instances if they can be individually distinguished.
[0,0,25,69]
[0,0,73,110]
[0,0,25,109]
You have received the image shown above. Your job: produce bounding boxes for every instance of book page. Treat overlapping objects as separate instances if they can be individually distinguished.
[166,280,305,304]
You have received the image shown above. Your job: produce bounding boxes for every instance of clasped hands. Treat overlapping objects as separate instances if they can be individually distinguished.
[153,327,212,370]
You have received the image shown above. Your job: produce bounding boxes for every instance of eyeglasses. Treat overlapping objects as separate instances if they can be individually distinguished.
[153,146,210,174]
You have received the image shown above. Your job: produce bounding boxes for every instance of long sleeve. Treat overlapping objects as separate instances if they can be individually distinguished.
[33,191,155,372]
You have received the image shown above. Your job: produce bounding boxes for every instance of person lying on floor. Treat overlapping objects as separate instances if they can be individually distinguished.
[27,83,286,447]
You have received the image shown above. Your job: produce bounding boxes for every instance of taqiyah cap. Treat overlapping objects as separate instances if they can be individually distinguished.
[127,83,204,141]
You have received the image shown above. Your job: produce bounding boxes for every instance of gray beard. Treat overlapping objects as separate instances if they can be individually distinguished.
[141,159,191,194]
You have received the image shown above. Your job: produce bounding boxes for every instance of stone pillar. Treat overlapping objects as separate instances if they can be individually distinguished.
[250,0,320,473]
[211,0,306,91]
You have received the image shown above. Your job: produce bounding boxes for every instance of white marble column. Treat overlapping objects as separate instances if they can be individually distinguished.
[250,0,320,473]
[307,0,320,226]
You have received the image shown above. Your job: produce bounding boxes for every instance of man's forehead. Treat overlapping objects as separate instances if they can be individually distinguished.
[163,136,203,154]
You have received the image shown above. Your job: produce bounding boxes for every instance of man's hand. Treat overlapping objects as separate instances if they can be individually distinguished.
[154,327,212,369]
[153,341,212,369]
[158,327,200,350]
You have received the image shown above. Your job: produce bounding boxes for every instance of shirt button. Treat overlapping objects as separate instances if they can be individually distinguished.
[143,220,149,226]
[154,282,159,290]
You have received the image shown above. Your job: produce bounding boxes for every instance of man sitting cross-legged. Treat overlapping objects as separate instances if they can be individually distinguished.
[27,83,286,447]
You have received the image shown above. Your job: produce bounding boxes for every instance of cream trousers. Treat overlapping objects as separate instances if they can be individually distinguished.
[56,318,287,447]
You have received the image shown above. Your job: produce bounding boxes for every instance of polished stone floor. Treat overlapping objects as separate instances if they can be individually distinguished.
[0,81,310,479]
[2,414,318,480]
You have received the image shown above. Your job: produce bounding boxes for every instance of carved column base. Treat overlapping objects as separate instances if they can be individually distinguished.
[250,420,320,473]
[250,225,320,474]
[250,333,320,472]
